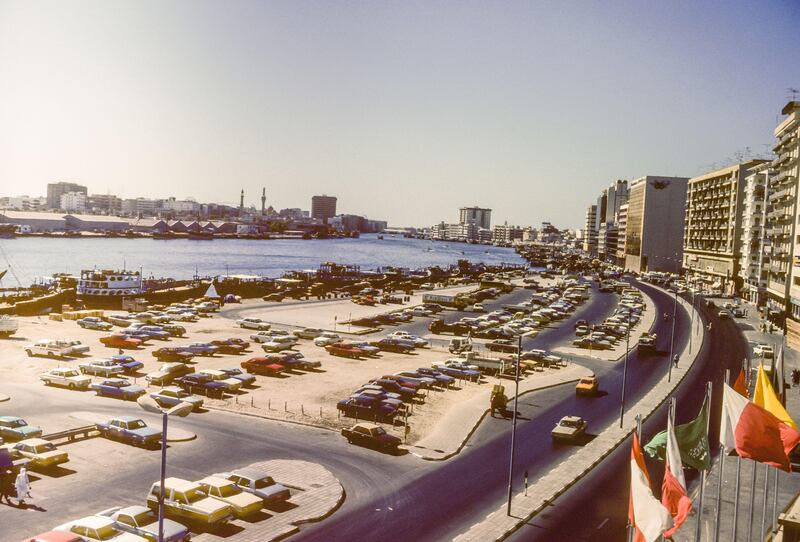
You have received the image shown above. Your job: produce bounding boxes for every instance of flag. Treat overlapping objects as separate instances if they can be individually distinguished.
[733,368,749,398]
[644,396,711,471]
[629,433,673,542]
[753,364,796,430]
[662,415,692,537]
[774,346,786,405]
[720,383,800,471]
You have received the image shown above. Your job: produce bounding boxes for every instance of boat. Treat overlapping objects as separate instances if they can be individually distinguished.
[0,224,17,238]
[76,269,145,308]
[188,230,214,240]
[152,231,176,240]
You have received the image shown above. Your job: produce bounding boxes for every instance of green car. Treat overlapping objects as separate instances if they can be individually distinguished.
[0,416,43,442]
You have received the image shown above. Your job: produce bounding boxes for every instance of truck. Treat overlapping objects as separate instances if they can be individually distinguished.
[421,293,475,311]
[25,339,75,358]
[0,315,19,338]
[428,318,470,336]
[447,351,514,375]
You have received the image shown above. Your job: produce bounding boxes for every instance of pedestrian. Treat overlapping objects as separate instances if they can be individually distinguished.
[15,467,30,507]
[792,369,800,389]
[673,354,679,368]
[0,469,14,505]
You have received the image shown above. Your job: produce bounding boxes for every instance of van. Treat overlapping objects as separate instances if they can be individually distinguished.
[448,337,473,354]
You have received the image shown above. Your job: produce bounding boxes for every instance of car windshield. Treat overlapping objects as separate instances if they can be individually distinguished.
[63,370,80,377]
[34,442,56,453]
[9,419,26,427]
[128,420,146,430]
[560,420,578,428]
[373,427,387,436]
[132,510,155,526]
[95,525,121,540]
[216,483,240,497]
[183,488,206,503]
[253,477,275,489]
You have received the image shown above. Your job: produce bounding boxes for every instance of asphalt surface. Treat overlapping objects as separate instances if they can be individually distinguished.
[293,280,700,542]
[0,279,719,542]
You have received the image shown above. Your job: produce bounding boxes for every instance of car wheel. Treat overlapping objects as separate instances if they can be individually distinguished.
[69,383,76,390]
[25,349,33,357]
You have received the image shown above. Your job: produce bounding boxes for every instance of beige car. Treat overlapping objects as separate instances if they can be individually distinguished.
[9,438,69,468]
[196,476,264,518]
[147,477,234,526]
[198,369,242,392]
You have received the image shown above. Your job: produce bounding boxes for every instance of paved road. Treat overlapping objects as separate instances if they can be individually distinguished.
[293,280,697,542]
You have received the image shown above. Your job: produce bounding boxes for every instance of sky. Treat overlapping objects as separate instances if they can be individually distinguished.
[1,1,799,229]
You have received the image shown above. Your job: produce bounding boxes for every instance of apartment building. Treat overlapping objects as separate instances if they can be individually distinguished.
[615,203,629,266]
[59,191,87,213]
[47,181,87,209]
[623,176,688,274]
[772,101,800,345]
[737,162,771,305]
[582,204,597,255]
[459,207,492,229]
[683,160,767,295]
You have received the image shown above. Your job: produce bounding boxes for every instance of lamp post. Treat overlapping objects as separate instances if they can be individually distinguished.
[667,254,679,383]
[137,396,194,542]
[506,334,522,516]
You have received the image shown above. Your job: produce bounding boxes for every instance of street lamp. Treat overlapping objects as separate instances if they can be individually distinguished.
[137,396,194,542]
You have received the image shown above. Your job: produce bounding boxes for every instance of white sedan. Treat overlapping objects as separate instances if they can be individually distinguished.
[314,332,342,347]
[237,318,271,331]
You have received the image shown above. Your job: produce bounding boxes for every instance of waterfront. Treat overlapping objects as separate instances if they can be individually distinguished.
[0,234,524,285]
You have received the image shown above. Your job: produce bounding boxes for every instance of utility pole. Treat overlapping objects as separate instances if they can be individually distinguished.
[619,317,631,428]
[506,334,522,516]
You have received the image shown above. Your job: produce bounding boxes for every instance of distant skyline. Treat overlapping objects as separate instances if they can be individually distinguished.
[1,1,799,229]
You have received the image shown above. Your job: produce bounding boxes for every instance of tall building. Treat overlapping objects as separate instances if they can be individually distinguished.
[59,191,87,213]
[683,160,767,295]
[738,162,771,305]
[311,195,337,224]
[47,182,87,209]
[459,207,492,230]
[615,203,629,266]
[772,101,800,345]
[86,194,121,214]
[624,176,689,273]
[582,205,597,255]
[597,180,628,261]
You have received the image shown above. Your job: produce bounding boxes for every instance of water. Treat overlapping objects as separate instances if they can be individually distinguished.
[0,234,525,285]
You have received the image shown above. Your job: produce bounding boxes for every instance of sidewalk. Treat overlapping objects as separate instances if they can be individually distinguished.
[674,300,800,541]
[453,286,703,542]
[403,363,592,460]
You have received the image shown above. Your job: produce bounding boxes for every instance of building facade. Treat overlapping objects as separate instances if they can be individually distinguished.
[311,195,337,224]
[623,176,689,274]
[459,207,492,230]
[737,163,771,305]
[615,203,629,266]
[582,205,597,255]
[60,192,87,213]
[683,161,766,295]
[47,182,87,209]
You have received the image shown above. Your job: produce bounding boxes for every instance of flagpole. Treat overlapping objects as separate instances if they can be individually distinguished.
[713,369,730,542]
[668,286,678,382]
[628,415,642,542]
[732,456,741,541]
[694,381,711,542]
[620,319,631,428]
[761,463,770,538]
[506,334,521,517]
[772,468,779,534]
[747,459,756,542]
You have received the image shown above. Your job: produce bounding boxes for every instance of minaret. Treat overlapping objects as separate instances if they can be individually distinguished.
[239,189,244,214]
[261,187,266,215]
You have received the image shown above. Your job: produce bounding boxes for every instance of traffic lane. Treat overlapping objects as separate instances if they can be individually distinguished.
[0,381,429,540]
[509,292,748,541]
[294,284,689,542]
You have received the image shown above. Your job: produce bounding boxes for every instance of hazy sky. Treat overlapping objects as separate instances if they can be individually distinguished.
[1,1,798,228]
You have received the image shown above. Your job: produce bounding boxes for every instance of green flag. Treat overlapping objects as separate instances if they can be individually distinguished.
[644,396,711,471]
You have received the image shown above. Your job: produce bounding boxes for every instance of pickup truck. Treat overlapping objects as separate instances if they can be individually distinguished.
[25,340,75,358]
[341,423,401,452]
[428,318,470,336]
[447,351,514,375]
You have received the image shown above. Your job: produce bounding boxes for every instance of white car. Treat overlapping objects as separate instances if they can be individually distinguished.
[472,303,485,312]
[40,368,92,389]
[293,327,324,339]
[25,339,74,358]
[410,307,432,317]
[199,369,243,391]
[261,336,298,353]
[237,317,271,331]
[314,332,342,347]
[753,343,775,359]
[56,515,149,541]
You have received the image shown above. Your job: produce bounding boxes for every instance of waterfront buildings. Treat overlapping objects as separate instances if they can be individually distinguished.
[311,195,337,224]
[737,162,771,305]
[459,207,492,230]
[59,191,87,213]
[682,160,767,295]
[0,195,46,211]
[47,181,87,209]
[86,194,122,214]
[623,176,688,274]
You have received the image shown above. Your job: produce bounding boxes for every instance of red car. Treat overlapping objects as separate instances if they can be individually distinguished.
[21,532,83,542]
[325,344,364,359]
[99,333,142,349]
[241,356,285,376]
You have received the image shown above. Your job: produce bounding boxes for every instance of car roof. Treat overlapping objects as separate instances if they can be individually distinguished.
[112,415,143,423]
[201,369,224,375]
[116,504,150,515]
[74,516,115,529]
[230,467,269,480]
[0,415,22,422]
[18,438,49,445]
[560,416,583,423]
[354,422,381,430]
[160,386,183,393]
[27,531,84,542]
[197,475,232,487]
[160,477,199,492]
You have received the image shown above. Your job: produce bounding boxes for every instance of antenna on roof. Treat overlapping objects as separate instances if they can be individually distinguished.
[789,87,799,101]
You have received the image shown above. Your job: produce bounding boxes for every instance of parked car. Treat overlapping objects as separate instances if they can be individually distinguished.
[20,532,83,542]
[293,327,324,339]
[337,396,397,422]
[397,370,452,388]
[370,337,415,354]
[217,367,257,387]
[486,339,519,353]
[40,368,92,389]
[125,325,170,341]
[551,416,588,442]
[261,336,298,353]
[97,416,162,447]
[108,354,144,374]
[240,357,285,376]
[54,515,148,542]
[25,340,75,358]
[98,505,191,542]
[386,331,428,347]
[195,476,264,518]
[176,343,218,357]
[79,359,126,377]
[214,468,291,504]
[370,379,418,401]
[753,343,775,359]
[0,416,42,442]
[76,317,112,331]
[9,438,69,468]
[324,343,364,359]
[100,333,143,349]
[145,362,193,385]
[198,369,243,391]
[146,477,235,526]
[237,318,271,330]
[150,387,205,411]
[209,340,246,355]
[414,368,456,387]
[56,339,90,356]
[340,341,381,356]
[152,348,195,363]
[341,422,401,452]
[313,332,342,347]
[91,378,146,401]
[159,323,187,337]
[174,373,226,398]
